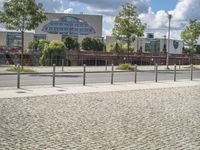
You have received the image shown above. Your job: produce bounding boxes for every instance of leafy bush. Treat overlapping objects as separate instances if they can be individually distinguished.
[64,37,79,50]
[116,63,135,71]
[81,37,105,51]
[39,40,66,66]
[106,42,134,53]
[6,66,35,73]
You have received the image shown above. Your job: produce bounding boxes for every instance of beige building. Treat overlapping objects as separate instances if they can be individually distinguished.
[35,13,102,40]
[0,13,103,49]
[0,31,34,49]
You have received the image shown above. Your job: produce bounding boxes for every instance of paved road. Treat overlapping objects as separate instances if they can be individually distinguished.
[0,70,199,87]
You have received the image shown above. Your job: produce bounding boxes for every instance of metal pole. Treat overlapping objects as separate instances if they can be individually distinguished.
[155,63,158,82]
[83,64,86,86]
[17,64,20,88]
[62,59,64,72]
[191,64,193,81]
[111,64,114,85]
[174,64,176,82]
[166,14,172,69]
[105,60,108,71]
[134,64,137,83]
[53,64,56,87]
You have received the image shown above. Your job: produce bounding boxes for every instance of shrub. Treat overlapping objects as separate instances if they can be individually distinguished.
[116,63,135,71]
[6,66,35,73]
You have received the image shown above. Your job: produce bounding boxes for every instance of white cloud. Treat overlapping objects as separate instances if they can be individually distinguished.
[64,8,73,14]
[67,0,150,16]
[170,0,200,21]
[103,28,112,37]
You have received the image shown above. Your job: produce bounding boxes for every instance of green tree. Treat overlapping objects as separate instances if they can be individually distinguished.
[38,39,50,52]
[81,37,93,51]
[28,39,49,52]
[112,3,145,53]
[0,0,47,68]
[106,42,130,53]
[81,37,105,51]
[28,39,39,51]
[181,19,200,54]
[39,40,66,66]
[64,37,79,51]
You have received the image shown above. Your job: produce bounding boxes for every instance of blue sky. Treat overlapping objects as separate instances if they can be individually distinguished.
[150,0,178,12]
[0,0,200,40]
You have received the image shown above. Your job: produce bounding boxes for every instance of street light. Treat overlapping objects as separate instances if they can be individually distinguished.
[166,14,172,69]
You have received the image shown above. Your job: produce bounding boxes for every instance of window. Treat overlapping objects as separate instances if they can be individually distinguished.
[42,16,96,36]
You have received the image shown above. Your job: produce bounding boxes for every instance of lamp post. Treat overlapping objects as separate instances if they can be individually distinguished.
[166,14,172,69]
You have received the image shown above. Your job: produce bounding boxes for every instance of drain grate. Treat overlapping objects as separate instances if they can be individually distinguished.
[16,91,26,94]
[57,90,66,92]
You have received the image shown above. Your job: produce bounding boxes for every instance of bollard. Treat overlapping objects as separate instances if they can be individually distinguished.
[191,64,193,81]
[62,59,64,72]
[17,64,20,88]
[134,64,137,83]
[105,60,108,71]
[52,64,56,87]
[83,64,86,86]
[155,63,158,82]
[179,60,181,69]
[174,64,176,82]
[111,64,114,84]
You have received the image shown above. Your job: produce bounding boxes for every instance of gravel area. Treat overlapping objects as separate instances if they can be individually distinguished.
[0,86,200,149]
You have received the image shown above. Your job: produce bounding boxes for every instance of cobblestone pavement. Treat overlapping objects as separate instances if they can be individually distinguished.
[0,86,200,149]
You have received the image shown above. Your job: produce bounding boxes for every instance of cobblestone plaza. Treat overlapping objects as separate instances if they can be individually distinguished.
[0,86,200,149]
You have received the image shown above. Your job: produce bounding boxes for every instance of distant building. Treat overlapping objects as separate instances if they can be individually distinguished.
[106,35,184,54]
[35,13,103,40]
[0,31,34,49]
[0,13,103,49]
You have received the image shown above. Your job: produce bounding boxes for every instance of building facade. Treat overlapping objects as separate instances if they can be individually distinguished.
[106,36,184,54]
[35,13,103,40]
[0,31,34,50]
[0,13,103,49]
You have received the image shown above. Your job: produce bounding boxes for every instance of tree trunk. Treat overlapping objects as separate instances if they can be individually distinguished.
[21,30,24,69]
[127,36,130,63]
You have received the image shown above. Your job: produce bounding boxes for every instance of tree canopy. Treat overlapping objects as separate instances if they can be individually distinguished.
[112,3,145,53]
[181,19,200,54]
[0,0,47,31]
[28,39,50,52]
[81,37,105,51]
[0,0,47,67]
[64,37,79,51]
[39,40,67,66]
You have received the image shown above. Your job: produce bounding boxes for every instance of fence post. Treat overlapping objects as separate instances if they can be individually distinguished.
[83,64,86,86]
[191,64,193,81]
[111,64,114,84]
[51,59,53,66]
[53,64,56,87]
[17,64,20,88]
[134,64,137,83]
[62,59,64,72]
[174,64,176,82]
[155,63,158,82]
[105,60,108,71]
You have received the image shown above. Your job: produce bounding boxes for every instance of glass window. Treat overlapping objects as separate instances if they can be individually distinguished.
[42,16,96,36]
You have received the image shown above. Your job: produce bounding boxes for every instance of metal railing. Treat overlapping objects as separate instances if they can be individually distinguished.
[13,63,199,88]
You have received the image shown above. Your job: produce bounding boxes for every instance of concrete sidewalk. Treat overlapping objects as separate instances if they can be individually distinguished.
[0,65,200,74]
[0,80,199,98]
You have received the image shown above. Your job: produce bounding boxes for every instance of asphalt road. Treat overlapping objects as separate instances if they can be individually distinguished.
[0,70,199,87]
